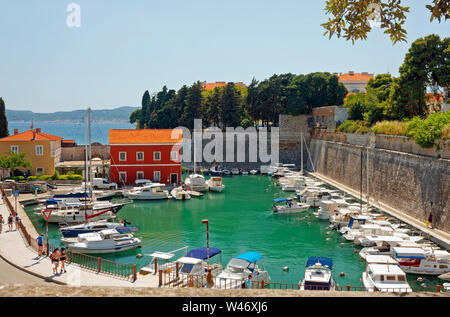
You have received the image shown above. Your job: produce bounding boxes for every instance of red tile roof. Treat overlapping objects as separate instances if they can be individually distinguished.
[109,129,183,144]
[201,81,247,90]
[339,73,374,82]
[426,93,443,103]
[0,129,63,142]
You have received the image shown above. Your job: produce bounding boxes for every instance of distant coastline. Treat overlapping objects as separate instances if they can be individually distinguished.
[6,106,139,123]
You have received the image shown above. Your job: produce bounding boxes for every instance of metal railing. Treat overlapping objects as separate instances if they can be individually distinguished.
[1,185,137,281]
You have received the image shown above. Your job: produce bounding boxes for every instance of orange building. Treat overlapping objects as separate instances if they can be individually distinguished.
[109,129,183,186]
[201,81,247,90]
[336,71,374,93]
[0,128,63,175]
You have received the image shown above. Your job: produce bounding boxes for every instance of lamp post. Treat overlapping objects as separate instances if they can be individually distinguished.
[201,219,209,268]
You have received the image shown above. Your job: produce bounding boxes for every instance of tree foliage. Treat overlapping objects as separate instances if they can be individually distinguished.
[0,97,8,138]
[322,0,448,44]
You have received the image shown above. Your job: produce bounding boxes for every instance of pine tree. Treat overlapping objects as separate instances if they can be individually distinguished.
[0,97,9,138]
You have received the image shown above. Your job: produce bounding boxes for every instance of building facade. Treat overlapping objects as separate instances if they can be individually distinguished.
[109,129,182,186]
[336,71,374,93]
[0,128,62,176]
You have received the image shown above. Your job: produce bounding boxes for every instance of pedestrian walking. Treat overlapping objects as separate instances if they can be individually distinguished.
[0,214,3,234]
[51,248,60,274]
[426,213,433,229]
[60,248,67,273]
[14,214,21,231]
[37,234,44,256]
[7,214,13,231]
[205,268,214,288]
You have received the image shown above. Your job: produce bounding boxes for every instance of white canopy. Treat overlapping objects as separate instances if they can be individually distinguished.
[177,257,202,265]
[148,251,176,260]
[366,255,398,265]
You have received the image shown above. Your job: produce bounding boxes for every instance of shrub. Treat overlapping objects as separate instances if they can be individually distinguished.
[27,176,38,181]
[442,123,450,140]
[371,121,407,136]
[57,175,70,181]
[406,112,450,148]
[68,174,83,181]
[337,120,369,134]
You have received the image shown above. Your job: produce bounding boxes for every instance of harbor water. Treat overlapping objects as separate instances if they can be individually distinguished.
[25,174,444,289]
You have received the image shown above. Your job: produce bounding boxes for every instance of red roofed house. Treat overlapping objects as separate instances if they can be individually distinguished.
[109,129,183,186]
[0,128,63,176]
[201,81,247,90]
[336,71,374,93]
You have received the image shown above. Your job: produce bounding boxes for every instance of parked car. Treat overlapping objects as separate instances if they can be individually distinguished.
[92,178,118,190]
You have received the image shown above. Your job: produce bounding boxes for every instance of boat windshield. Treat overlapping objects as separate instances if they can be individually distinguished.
[226,258,249,273]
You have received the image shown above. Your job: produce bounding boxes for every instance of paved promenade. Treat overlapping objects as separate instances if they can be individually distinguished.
[309,172,450,249]
[0,199,159,287]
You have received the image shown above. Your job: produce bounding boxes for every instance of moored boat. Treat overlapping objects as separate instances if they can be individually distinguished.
[272,198,310,214]
[185,174,209,192]
[124,183,170,200]
[362,255,412,292]
[299,257,336,291]
[171,187,191,200]
[392,247,450,275]
[59,220,139,237]
[206,176,225,192]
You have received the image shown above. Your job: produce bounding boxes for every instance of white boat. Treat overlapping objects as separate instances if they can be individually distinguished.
[215,252,270,289]
[241,170,249,175]
[344,225,394,244]
[316,200,339,220]
[329,208,361,229]
[170,187,191,200]
[59,220,136,237]
[249,170,258,175]
[299,257,336,291]
[393,247,450,275]
[206,176,225,192]
[280,178,306,192]
[231,168,240,175]
[124,183,170,200]
[359,239,421,260]
[40,202,119,224]
[272,198,310,214]
[61,229,141,254]
[362,255,412,292]
[185,174,209,192]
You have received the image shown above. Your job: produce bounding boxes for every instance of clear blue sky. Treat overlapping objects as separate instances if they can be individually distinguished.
[0,0,448,112]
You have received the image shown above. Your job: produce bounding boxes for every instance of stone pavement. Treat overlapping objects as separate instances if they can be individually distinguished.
[309,172,450,249]
[0,200,159,287]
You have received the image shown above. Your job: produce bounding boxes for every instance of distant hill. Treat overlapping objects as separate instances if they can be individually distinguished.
[6,106,139,122]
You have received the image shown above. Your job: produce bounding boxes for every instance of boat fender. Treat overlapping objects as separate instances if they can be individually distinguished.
[354,250,358,253]
[340,243,345,247]
[136,253,143,258]
[340,272,345,276]
[283,266,289,272]
[417,277,424,282]
[326,231,331,235]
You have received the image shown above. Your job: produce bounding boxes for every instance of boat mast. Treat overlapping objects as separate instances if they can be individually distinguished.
[84,110,88,223]
[300,132,304,175]
[88,107,92,186]
[366,146,369,208]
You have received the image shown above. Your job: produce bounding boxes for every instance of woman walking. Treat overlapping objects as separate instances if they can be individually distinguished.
[7,214,13,231]
[0,214,3,234]
[60,248,67,273]
[51,248,60,274]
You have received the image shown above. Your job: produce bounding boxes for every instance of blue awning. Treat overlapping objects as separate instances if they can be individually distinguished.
[306,257,333,269]
[234,252,263,263]
[273,198,292,203]
[186,247,222,260]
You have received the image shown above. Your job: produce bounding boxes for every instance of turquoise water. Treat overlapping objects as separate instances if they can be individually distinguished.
[25,175,444,289]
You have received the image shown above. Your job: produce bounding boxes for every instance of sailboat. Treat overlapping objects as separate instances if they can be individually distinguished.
[184,132,208,192]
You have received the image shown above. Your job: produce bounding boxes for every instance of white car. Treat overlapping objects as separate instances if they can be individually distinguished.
[92,178,118,190]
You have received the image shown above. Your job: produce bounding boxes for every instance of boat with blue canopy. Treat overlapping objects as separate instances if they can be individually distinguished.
[59,220,138,237]
[299,256,336,291]
[214,251,270,289]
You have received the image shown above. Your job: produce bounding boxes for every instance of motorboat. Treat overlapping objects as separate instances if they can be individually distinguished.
[209,167,223,176]
[249,170,258,175]
[329,207,361,229]
[315,200,339,220]
[392,247,450,275]
[140,250,181,275]
[133,179,153,187]
[61,229,142,254]
[299,257,336,291]
[339,215,371,234]
[222,169,232,176]
[362,255,412,292]
[59,220,139,237]
[175,247,223,287]
[280,178,306,192]
[124,183,170,200]
[231,168,240,175]
[272,198,310,214]
[359,239,421,260]
[39,199,127,224]
[241,170,249,175]
[171,187,191,200]
[185,174,209,192]
[200,169,210,176]
[260,165,278,175]
[215,252,270,289]
[343,224,394,243]
[206,176,225,192]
